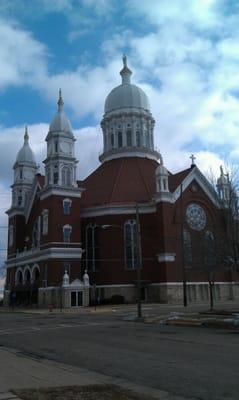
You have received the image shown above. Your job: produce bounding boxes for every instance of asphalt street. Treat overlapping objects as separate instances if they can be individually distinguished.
[0,308,238,400]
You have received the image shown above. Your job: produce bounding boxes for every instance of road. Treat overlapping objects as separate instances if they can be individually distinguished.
[0,308,238,400]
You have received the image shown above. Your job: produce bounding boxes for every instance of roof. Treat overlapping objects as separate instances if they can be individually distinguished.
[168,167,192,192]
[81,157,159,207]
[36,174,45,187]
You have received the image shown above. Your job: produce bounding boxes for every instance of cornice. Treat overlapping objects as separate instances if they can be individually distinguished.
[6,246,83,268]
[40,185,85,201]
[81,202,156,218]
[99,147,160,163]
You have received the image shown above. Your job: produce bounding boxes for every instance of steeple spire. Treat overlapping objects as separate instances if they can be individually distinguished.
[120,54,132,84]
[24,125,29,144]
[57,88,64,112]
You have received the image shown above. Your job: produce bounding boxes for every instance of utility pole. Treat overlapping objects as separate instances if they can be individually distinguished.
[180,183,187,307]
[135,203,142,319]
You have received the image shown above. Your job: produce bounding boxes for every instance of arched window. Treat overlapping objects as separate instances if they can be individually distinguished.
[63,198,72,215]
[62,167,71,186]
[63,225,72,243]
[9,224,14,247]
[15,268,23,285]
[183,229,192,268]
[124,220,138,269]
[42,209,49,235]
[18,190,22,206]
[32,265,40,283]
[24,267,31,284]
[204,231,216,268]
[111,133,114,148]
[136,131,141,147]
[126,130,132,146]
[118,131,123,148]
[146,132,150,148]
[150,134,153,149]
[85,224,100,271]
[32,217,41,248]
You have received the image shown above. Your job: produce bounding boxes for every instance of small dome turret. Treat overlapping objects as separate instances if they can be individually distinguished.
[16,126,36,165]
[217,166,230,202]
[48,89,73,138]
[156,157,169,193]
[156,163,169,177]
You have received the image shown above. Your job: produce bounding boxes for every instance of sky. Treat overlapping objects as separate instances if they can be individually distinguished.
[1,0,239,275]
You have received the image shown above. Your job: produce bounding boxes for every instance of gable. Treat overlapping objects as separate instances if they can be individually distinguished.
[172,167,220,208]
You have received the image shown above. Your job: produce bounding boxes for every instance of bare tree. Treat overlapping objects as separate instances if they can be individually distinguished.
[207,165,239,305]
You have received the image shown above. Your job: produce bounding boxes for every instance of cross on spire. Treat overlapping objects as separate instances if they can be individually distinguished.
[190,154,196,167]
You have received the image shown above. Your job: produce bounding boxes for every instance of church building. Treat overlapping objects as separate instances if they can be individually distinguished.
[4,57,239,308]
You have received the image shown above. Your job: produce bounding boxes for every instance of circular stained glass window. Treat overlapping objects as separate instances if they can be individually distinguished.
[186,203,206,231]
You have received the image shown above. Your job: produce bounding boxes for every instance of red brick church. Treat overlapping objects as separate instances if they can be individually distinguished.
[4,57,238,307]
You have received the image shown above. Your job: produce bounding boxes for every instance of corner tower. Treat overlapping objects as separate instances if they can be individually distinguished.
[100,56,161,163]
[10,126,37,211]
[44,90,78,187]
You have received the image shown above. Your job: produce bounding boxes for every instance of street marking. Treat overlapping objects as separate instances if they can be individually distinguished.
[0,322,106,335]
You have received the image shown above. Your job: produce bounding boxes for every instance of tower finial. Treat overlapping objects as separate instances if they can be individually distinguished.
[24,125,29,143]
[123,54,127,68]
[57,88,64,111]
[120,54,132,84]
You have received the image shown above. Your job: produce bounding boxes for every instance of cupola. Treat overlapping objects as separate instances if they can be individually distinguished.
[217,166,230,202]
[155,160,169,193]
[11,126,37,210]
[100,56,161,163]
[43,90,78,188]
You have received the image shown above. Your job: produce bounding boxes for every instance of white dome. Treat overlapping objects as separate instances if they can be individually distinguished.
[156,164,168,176]
[104,83,150,113]
[49,110,72,134]
[104,55,150,114]
[16,128,36,164]
[48,90,73,137]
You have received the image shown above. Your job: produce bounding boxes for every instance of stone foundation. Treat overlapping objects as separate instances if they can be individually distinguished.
[96,282,239,305]
[97,285,135,303]
[148,282,239,304]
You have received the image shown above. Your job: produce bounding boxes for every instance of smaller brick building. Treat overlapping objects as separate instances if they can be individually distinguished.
[4,57,239,308]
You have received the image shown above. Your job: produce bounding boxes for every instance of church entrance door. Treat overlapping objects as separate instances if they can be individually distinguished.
[70,291,83,307]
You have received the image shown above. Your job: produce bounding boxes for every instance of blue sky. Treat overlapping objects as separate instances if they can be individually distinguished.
[1,0,239,274]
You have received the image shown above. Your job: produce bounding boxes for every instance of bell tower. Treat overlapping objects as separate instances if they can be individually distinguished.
[11,126,37,210]
[44,90,78,187]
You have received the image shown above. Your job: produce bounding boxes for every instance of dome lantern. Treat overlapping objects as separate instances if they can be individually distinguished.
[120,55,132,85]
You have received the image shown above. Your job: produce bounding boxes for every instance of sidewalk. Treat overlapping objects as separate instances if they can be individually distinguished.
[1,300,239,315]
[0,346,192,400]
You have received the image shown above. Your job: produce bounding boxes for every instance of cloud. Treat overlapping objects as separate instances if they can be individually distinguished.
[0,19,47,90]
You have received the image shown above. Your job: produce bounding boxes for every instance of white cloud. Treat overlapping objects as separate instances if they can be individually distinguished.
[0,19,47,90]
